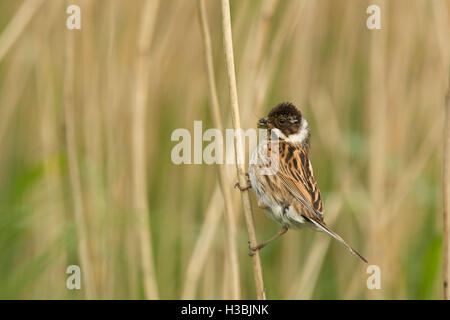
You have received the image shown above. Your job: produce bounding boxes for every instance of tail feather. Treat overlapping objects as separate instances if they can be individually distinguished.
[305,217,368,263]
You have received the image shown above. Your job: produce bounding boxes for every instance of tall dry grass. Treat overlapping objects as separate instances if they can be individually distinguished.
[220,0,265,300]
[0,0,448,299]
[443,65,450,299]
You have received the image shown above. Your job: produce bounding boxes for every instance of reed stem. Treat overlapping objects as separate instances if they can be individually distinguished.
[131,0,160,299]
[220,0,266,300]
[193,0,241,299]
[443,66,450,300]
[0,0,44,62]
[64,23,96,299]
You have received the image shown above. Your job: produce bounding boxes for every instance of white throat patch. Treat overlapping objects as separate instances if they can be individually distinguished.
[270,119,309,145]
[285,118,309,145]
[270,128,287,141]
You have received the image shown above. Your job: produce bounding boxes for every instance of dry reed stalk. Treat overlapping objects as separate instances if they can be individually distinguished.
[243,0,307,121]
[238,0,278,113]
[182,186,223,299]
[34,1,66,297]
[221,255,232,298]
[431,0,450,70]
[0,62,24,191]
[286,0,318,112]
[0,0,44,62]
[104,0,119,298]
[302,88,371,298]
[182,0,279,298]
[180,154,242,298]
[183,0,251,299]
[288,198,343,299]
[383,122,442,225]
[154,2,253,299]
[196,0,241,299]
[286,152,367,298]
[220,0,266,300]
[367,0,388,300]
[443,67,450,299]
[202,248,217,298]
[254,0,279,68]
[131,0,160,300]
[285,3,364,297]
[429,0,450,301]
[79,1,105,296]
[0,48,34,149]
[64,23,96,298]
[81,2,103,170]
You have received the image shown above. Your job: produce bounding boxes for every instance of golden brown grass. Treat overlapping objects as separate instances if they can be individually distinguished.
[195,0,241,299]
[0,0,449,299]
[63,9,95,298]
[131,0,160,299]
[443,67,450,299]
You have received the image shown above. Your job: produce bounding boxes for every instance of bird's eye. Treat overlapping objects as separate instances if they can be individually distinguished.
[279,118,286,124]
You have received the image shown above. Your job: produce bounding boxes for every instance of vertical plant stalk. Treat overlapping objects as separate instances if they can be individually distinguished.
[182,186,223,298]
[104,0,118,298]
[0,0,44,62]
[35,0,65,296]
[220,0,266,300]
[443,67,450,300]
[367,0,388,299]
[131,0,160,299]
[197,0,241,299]
[184,0,280,299]
[64,26,95,298]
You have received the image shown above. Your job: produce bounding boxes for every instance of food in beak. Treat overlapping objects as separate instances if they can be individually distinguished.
[258,117,268,128]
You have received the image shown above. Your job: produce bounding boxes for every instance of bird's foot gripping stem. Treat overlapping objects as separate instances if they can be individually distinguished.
[247,226,288,256]
[234,173,251,191]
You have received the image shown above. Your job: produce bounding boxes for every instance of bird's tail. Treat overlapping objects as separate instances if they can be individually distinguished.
[306,217,368,263]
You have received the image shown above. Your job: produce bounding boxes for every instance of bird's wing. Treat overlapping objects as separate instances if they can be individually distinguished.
[274,141,324,222]
[274,141,367,263]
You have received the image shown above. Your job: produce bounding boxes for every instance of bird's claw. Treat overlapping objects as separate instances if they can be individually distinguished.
[235,181,251,191]
[247,241,257,257]
[234,173,251,191]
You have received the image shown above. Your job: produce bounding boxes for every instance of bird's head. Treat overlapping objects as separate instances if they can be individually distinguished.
[258,102,310,145]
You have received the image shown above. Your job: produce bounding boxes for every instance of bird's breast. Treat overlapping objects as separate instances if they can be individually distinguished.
[249,141,307,229]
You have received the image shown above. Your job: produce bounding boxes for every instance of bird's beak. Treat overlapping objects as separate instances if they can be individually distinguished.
[257,117,268,129]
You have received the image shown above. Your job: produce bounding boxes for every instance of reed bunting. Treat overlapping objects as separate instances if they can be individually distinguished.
[238,102,367,262]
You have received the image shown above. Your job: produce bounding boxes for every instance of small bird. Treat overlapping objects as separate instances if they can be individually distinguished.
[239,102,367,263]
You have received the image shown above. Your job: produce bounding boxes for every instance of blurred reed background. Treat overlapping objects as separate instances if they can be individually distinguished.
[0,0,449,299]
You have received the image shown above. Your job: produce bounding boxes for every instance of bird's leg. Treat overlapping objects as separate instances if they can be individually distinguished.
[235,173,251,191]
[248,226,288,256]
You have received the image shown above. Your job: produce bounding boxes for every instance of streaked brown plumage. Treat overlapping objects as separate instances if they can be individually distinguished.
[246,102,367,263]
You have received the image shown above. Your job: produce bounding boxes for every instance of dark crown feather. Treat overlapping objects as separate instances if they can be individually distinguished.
[268,102,302,119]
